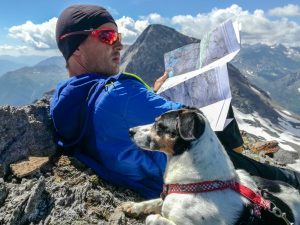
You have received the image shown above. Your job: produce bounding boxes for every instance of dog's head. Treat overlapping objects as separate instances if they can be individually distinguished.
[129,107,206,156]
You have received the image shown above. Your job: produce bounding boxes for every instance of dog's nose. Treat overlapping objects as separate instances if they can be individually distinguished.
[129,128,136,137]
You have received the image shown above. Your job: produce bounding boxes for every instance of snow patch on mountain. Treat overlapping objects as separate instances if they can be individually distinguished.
[276,110,300,127]
[284,47,300,60]
[288,159,300,172]
[250,86,261,95]
[234,107,300,154]
[281,110,292,116]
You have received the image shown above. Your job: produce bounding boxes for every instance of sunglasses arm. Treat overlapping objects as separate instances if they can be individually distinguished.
[60,30,92,40]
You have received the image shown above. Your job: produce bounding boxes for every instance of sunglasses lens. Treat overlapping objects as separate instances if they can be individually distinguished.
[99,30,118,45]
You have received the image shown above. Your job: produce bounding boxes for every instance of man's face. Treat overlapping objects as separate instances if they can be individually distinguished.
[78,22,123,75]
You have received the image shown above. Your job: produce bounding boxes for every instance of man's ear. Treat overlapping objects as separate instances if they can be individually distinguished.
[178,110,205,141]
[72,47,81,57]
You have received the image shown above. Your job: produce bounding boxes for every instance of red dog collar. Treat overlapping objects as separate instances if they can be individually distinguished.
[161,180,271,210]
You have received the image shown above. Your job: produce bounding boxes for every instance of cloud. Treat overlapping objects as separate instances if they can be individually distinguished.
[116,13,168,44]
[0,44,60,56]
[3,4,300,57]
[239,13,300,46]
[140,13,169,24]
[116,4,300,47]
[170,4,300,47]
[171,5,247,39]
[116,16,149,44]
[0,44,29,54]
[8,17,57,49]
[268,4,300,17]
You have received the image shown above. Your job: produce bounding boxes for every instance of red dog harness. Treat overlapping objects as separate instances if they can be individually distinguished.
[161,180,271,211]
[161,180,295,224]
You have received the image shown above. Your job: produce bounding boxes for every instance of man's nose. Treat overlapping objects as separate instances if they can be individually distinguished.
[114,39,123,51]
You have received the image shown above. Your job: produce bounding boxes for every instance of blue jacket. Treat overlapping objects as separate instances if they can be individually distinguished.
[50,72,182,198]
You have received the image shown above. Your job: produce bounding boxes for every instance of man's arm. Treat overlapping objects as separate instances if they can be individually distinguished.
[153,71,168,92]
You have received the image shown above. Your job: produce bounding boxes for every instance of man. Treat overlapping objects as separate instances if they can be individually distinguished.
[51,4,300,199]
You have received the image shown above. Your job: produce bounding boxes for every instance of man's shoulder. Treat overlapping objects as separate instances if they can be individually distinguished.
[118,72,152,90]
[94,73,153,111]
[108,73,152,94]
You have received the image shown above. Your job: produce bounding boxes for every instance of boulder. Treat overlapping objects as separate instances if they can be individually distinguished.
[0,98,144,225]
[0,98,56,177]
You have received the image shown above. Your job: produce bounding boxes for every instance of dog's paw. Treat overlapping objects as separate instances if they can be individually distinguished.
[146,214,176,225]
[120,201,159,217]
[146,214,161,224]
[120,201,145,217]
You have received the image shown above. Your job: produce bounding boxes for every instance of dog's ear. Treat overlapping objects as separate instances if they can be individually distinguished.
[178,110,205,141]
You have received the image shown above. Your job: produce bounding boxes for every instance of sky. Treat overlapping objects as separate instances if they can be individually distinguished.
[0,0,300,56]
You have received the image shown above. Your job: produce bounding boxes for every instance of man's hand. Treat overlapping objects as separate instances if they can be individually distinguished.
[153,71,169,93]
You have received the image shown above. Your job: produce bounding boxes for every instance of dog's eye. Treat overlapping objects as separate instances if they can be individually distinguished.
[169,132,177,138]
[155,123,166,135]
[156,123,166,131]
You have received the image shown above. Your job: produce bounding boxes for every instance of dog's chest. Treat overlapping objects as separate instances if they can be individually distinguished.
[161,191,245,225]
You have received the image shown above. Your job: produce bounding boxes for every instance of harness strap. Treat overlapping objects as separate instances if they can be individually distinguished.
[161,180,270,211]
[162,180,295,224]
[161,180,235,199]
[232,182,270,210]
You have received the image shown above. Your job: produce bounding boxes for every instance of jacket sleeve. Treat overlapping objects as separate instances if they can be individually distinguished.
[93,79,182,184]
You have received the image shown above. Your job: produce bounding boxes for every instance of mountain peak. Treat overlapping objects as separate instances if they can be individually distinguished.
[35,56,65,68]
[133,24,194,47]
[143,23,178,34]
[121,24,199,85]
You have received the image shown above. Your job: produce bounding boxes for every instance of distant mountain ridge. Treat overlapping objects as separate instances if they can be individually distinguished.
[0,55,50,75]
[0,56,67,106]
[0,59,25,77]
[0,55,50,65]
[232,43,300,115]
[35,56,65,67]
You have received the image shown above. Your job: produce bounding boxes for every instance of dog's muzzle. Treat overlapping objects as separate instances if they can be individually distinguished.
[129,128,136,137]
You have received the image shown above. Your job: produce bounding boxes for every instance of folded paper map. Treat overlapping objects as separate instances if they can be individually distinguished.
[157,19,240,131]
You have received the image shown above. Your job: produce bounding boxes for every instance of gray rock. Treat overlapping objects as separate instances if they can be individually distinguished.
[0,97,56,177]
[10,156,49,178]
[0,178,8,206]
[5,177,50,225]
[0,97,144,224]
[108,208,127,225]
[0,154,145,225]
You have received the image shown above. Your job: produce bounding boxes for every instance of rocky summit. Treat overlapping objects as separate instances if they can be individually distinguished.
[1,23,300,225]
[0,97,145,225]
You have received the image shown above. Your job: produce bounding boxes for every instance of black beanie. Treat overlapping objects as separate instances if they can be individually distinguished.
[56,4,116,61]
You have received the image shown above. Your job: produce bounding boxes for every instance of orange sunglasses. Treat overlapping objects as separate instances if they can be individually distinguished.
[60,27,122,45]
